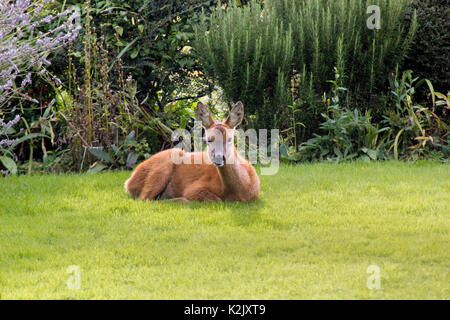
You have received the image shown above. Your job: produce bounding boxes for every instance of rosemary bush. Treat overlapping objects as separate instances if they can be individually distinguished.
[194,0,417,133]
[195,1,294,129]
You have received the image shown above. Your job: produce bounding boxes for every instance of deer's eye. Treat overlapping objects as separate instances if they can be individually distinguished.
[207,137,213,143]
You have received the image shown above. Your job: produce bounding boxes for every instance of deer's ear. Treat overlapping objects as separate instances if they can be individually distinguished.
[196,101,214,129]
[225,101,244,128]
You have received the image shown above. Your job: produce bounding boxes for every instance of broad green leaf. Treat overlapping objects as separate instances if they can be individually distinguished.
[89,148,114,163]
[0,156,17,175]
[130,48,139,59]
[434,92,447,100]
[425,79,435,108]
[11,133,48,148]
[87,162,107,174]
[367,149,377,160]
[109,37,139,71]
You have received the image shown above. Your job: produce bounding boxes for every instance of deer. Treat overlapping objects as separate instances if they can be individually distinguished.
[124,101,260,201]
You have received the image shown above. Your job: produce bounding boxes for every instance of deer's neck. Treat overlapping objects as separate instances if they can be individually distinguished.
[217,148,250,198]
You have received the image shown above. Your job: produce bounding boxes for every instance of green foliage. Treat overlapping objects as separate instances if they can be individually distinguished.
[298,69,449,163]
[3,0,447,173]
[61,0,218,107]
[194,0,416,132]
[194,1,294,129]
[0,2,78,175]
[54,26,155,172]
[382,69,449,161]
[4,0,224,173]
[0,115,49,175]
[87,130,151,173]
[43,1,222,172]
[404,0,450,94]
[296,71,450,161]
[298,108,389,162]
[297,70,389,162]
[273,0,416,96]
[0,155,17,175]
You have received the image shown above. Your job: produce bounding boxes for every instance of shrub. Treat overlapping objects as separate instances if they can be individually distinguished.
[404,0,450,94]
[194,0,417,133]
[297,70,389,162]
[382,69,449,160]
[194,1,294,129]
[1,1,225,173]
[298,70,449,163]
[278,0,416,102]
[53,16,154,172]
[0,0,80,107]
[21,0,225,172]
[55,0,220,109]
[0,0,81,174]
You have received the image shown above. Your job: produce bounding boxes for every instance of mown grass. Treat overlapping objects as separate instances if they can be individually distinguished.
[0,161,448,299]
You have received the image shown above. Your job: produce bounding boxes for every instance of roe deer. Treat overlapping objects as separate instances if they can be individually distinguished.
[124,101,260,201]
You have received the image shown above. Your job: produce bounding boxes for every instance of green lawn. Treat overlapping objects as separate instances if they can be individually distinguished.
[0,161,448,299]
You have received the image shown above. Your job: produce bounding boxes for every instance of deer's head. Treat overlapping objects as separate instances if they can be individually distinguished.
[196,101,244,167]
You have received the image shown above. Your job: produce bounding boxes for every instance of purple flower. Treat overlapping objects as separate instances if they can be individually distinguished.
[21,72,32,87]
[0,114,21,135]
[40,14,54,24]
[0,138,18,147]
[0,0,80,107]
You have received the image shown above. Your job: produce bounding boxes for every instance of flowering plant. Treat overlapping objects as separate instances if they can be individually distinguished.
[0,0,81,107]
[0,0,77,174]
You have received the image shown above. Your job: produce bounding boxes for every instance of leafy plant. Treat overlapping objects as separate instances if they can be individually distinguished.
[279,72,307,162]
[0,114,47,175]
[194,0,294,130]
[58,0,218,109]
[36,0,222,172]
[0,0,81,175]
[298,69,389,162]
[194,0,417,131]
[382,69,449,160]
[87,130,151,173]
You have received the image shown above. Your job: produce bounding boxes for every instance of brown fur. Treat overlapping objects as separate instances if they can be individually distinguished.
[124,102,260,201]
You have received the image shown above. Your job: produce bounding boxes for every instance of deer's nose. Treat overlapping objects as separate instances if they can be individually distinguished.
[212,155,225,167]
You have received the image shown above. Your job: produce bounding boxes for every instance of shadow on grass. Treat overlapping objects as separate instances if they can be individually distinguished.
[226,199,291,230]
[227,199,266,227]
[156,197,268,227]
[126,193,290,230]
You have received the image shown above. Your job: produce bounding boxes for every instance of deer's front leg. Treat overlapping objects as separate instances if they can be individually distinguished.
[183,187,222,201]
